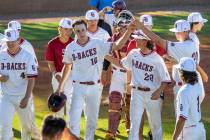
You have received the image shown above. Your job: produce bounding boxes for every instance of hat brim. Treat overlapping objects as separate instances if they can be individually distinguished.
[203,19,208,23]
[169,28,179,32]
[131,35,150,40]
[2,37,18,42]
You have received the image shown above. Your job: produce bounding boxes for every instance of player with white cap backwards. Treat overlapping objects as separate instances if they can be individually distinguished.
[0,29,38,140]
[172,57,206,140]
[57,18,136,140]
[136,19,208,113]
[105,29,171,140]
[188,12,210,50]
[45,18,74,120]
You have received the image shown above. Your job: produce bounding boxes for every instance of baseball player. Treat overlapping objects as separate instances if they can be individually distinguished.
[172,57,206,140]
[0,29,38,140]
[57,19,135,140]
[105,29,171,140]
[41,115,80,140]
[0,33,4,39]
[6,20,38,64]
[136,19,208,112]
[45,18,74,120]
[104,11,133,139]
[86,10,110,41]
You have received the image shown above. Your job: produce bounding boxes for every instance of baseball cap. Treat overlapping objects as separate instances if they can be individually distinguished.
[175,57,196,72]
[8,20,21,30]
[131,30,150,40]
[2,28,19,42]
[85,10,99,20]
[169,20,190,32]
[59,18,73,28]
[140,15,153,26]
[187,12,208,23]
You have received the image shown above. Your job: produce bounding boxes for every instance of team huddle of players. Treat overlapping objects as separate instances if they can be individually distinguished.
[0,0,209,140]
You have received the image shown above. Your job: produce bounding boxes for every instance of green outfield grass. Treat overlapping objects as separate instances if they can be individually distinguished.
[0,11,210,140]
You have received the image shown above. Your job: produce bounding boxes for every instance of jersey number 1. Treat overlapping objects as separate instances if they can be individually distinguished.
[91,57,97,65]
[197,96,200,112]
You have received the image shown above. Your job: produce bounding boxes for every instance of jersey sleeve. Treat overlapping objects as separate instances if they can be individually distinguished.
[26,42,38,67]
[157,57,171,83]
[166,41,182,61]
[26,55,38,78]
[121,53,132,70]
[98,39,113,56]
[189,32,200,46]
[45,42,55,62]
[177,91,189,119]
[62,44,73,64]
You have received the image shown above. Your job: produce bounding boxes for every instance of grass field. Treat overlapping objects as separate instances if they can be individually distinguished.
[0,11,210,140]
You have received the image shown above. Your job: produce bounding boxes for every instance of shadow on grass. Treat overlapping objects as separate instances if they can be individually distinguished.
[13,128,21,139]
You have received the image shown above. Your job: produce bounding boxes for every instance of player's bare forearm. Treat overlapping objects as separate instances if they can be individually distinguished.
[173,116,186,140]
[197,64,208,82]
[25,78,35,99]
[58,63,72,92]
[136,20,167,49]
[151,82,168,100]
[47,61,56,73]
[105,55,124,69]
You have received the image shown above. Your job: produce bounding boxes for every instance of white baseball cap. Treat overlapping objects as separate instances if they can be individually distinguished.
[8,20,21,30]
[85,10,99,20]
[187,12,208,23]
[169,20,190,32]
[140,15,153,26]
[132,30,150,40]
[175,57,196,72]
[59,18,73,28]
[2,28,19,42]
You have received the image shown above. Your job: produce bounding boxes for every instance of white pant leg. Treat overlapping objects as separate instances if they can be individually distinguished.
[0,94,15,140]
[145,93,162,140]
[178,122,206,140]
[15,96,38,140]
[69,84,85,138]
[173,85,181,116]
[84,85,101,140]
[129,90,145,140]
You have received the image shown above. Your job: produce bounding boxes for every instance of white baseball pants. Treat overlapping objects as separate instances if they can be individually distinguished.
[69,82,101,140]
[0,93,37,140]
[129,89,162,140]
[178,122,206,140]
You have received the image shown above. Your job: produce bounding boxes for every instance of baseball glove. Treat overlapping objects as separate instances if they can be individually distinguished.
[48,92,67,112]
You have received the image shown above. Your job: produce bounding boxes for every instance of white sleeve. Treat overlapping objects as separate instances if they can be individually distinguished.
[26,55,38,77]
[121,53,132,70]
[189,32,200,46]
[98,40,113,56]
[157,57,171,82]
[177,91,189,119]
[104,31,110,41]
[166,41,183,61]
[26,42,38,67]
[62,45,73,64]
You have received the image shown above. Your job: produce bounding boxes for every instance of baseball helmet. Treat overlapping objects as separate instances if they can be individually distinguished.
[112,0,127,11]
[116,10,134,25]
[48,92,67,112]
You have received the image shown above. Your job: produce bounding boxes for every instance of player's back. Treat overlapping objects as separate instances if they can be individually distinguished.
[177,83,203,127]
[87,27,110,41]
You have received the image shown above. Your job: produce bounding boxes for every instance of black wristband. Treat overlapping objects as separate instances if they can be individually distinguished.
[103,59,110,71]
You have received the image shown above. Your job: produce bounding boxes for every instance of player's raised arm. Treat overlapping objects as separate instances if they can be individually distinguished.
[136,20,167,50]
[112,20,136,51]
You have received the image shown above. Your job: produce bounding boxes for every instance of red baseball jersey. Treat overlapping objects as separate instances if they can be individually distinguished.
[45,36,73,72]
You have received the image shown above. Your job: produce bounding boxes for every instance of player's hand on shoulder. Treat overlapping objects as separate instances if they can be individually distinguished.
[0,74,9,82]
[19,96,30,108]
[151,88,162,100]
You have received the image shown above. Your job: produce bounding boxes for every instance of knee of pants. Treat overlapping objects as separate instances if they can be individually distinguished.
[0,124,13,139]
[109,91,122,111]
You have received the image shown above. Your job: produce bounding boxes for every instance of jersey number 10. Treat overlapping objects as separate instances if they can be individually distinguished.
[91,57,97,65]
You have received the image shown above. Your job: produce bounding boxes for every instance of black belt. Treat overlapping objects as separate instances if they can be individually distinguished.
[73,80,100,85]
[132,86,151,92]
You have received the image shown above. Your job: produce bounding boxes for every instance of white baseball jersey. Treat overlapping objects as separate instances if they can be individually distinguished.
[189,32,200,62]
[104,14,117,30]
[167,40,199,83]
[0,33,4,40]
[63,38,112,82]
[121,49,171,92]
[0,48,38,95]
[176,83,203,127]
[87,27,110,41]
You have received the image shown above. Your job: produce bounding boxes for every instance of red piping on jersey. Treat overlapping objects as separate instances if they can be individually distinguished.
[19,38,25,46]
[76,37,90,47]
[7,47,22,57]
[139,50,154,57]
